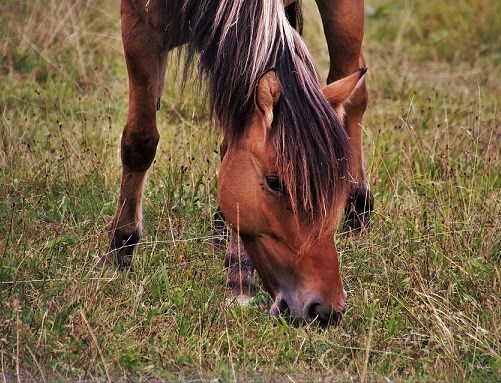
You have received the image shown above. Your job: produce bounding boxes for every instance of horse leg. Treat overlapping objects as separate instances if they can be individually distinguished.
[98,0,167,269]
[211,139,230,251]
[213,209,255,303]
[213,138,255,302]
[224,229,256,305]
[316,0,374,231]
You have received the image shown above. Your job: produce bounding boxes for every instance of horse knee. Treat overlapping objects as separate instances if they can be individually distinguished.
[120,124,159,172]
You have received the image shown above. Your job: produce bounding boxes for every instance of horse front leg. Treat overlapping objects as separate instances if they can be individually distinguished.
[224,229,256,305]
[213,138,255,303]
[213,209,256,304]
[340,65,373,232]
[98,0,167,269]
[316,0,374,231]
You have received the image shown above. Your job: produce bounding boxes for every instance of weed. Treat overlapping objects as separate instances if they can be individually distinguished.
[0,0,499,382]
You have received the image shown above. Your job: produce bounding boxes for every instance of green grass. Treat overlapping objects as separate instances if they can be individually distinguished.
[1,0,499,381]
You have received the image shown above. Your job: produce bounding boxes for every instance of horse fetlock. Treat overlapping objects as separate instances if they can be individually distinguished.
[343,186,374,232]
[225,267,256,300]
[225,250,256,298]
[108,226,141,269]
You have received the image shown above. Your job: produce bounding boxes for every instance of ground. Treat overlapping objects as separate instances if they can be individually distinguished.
[0,0,499,382]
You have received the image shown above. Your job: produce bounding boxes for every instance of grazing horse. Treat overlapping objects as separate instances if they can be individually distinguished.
[100,0,372,327]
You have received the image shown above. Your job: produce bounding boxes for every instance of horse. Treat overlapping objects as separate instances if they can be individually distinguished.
[99,0,373,327]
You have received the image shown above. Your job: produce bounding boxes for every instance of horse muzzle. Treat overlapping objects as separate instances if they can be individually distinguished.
[269,289,347,328]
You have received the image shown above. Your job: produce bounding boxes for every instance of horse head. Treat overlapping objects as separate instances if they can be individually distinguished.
[219,69,365,326]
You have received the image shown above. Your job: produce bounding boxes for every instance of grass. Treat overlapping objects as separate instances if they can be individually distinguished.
[0,0,500,381]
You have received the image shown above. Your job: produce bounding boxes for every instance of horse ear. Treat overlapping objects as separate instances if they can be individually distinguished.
[322,68,367,113]
[255,70,281,128]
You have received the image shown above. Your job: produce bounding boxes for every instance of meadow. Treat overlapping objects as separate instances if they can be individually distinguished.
[0,0,499,381]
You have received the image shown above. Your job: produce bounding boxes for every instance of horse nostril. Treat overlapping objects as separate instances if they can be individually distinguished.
[307,302,321,321]
[307,301,344,327]
[278,299,290,316]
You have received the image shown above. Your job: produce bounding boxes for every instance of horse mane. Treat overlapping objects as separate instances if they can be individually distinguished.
[285,0,303,35]
[183,0,352,224]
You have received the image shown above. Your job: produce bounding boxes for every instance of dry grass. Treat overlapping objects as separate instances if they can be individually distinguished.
[0,0,500,382]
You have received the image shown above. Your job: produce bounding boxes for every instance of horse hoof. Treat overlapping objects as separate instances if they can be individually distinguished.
[343,187,374,232]
[105,230,139,270]
[117,254,133,270]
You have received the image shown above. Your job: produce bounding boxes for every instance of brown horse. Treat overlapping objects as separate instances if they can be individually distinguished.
[100,0,372,327]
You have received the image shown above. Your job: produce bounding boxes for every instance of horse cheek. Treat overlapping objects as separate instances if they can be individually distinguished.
[219,152,263,234]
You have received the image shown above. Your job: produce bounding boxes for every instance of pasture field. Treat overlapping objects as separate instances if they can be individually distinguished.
[0,0,499,381]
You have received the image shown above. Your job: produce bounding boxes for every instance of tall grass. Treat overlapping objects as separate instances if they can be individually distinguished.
[1,0,499,382]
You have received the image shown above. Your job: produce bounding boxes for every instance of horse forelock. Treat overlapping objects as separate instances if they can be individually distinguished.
[184,0,352,224]
[273,48,353,225]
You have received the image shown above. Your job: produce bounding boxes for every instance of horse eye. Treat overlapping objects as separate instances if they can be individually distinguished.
[265,175,283,193]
